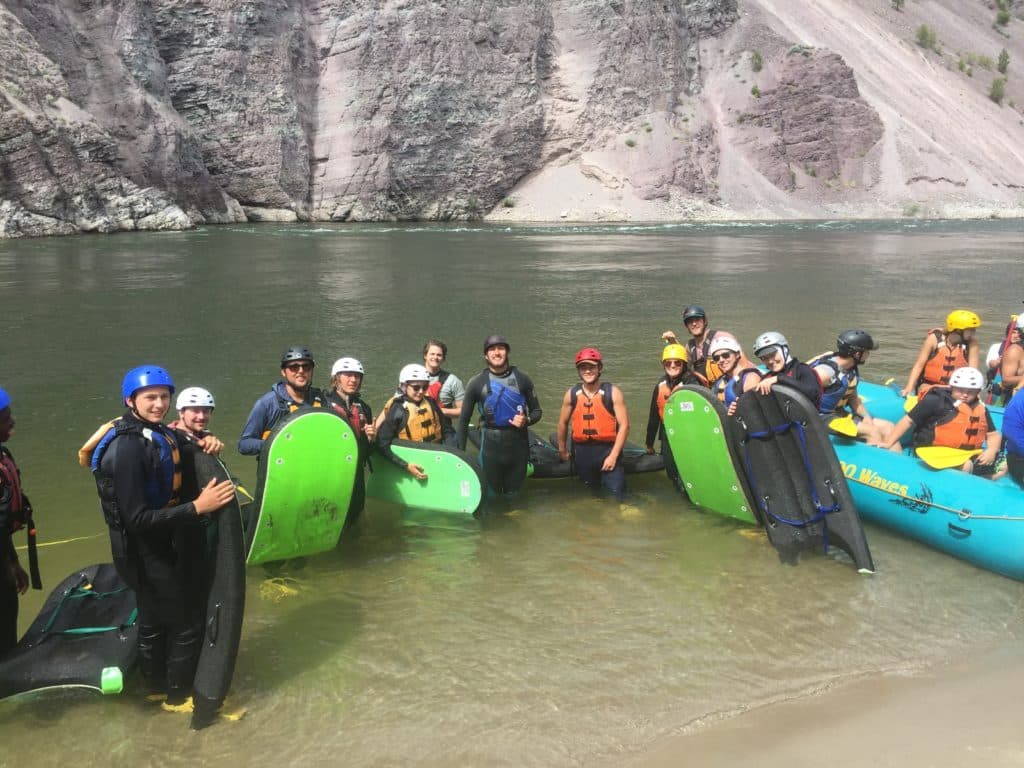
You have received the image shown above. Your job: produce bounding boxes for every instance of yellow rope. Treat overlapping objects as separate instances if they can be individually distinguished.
[15,532,105,551]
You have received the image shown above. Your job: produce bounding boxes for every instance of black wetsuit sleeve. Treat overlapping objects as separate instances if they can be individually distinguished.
[104,435,197,532]
[646,383,662,448]
[907,391,945,426]
[456,374,486,450]
[516,371,543,425]
[376,401,410,470]
[785,363,823,406]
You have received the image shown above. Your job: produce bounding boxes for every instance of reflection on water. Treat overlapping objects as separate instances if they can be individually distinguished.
[1,221,1022,765]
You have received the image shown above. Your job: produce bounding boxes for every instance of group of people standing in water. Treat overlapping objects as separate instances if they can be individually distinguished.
[2,303,1024,713]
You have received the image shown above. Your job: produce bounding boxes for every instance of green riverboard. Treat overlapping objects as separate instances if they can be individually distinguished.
[246,411,358,565]
[663,386,758,524]
[366,440,485,514]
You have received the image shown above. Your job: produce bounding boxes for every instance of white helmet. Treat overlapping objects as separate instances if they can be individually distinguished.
[753,331,789,358]
[176,386,215,410]
[399,364,430,384]
[948,367,985,391]
[331,357,365,376]
[708,334,742,357]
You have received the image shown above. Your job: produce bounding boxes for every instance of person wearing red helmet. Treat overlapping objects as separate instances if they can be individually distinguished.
[556,348,630,500]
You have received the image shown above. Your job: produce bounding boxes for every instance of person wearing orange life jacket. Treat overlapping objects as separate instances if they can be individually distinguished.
[901,310,981,397]
[422,339,465,443]
[644,344,699,494]
[0,386,36,657]
[377,364,454,480]
[882,367,1002,476]
[661,305,731,385]
[808,330,893,445]
[556,348,630,500]
[238,346,328,457]
[708,335,761,413]
[327,357,375,529]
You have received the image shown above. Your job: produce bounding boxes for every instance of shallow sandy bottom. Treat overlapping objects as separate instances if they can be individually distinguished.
[631,644,1024,767]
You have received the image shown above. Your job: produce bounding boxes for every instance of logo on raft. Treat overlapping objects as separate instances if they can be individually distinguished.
[839,461,910,497]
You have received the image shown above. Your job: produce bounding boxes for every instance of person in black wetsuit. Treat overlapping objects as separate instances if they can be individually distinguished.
[457,335,542,500]
[751,331,822,408]
[83,366,235,708]
[0,387,32,656]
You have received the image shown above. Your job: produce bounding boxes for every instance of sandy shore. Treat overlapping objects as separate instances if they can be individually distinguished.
[633,645,1024,767]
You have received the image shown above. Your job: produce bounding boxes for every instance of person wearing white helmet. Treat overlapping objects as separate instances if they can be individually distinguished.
[751,331,823,408]
[707,335,761,412]
[377,364,453,480]
[882,367,1002,475]
[327,358,375,528]
[168,387,224,455]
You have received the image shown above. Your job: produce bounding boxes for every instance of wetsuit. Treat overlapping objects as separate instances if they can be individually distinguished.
[457,366,542,499]
[238,381,328,456]
[775,358,823,409]
[0,444,28,656]
[326,390,374,529]
[93,412,207,703]
[1003,389,1024,486]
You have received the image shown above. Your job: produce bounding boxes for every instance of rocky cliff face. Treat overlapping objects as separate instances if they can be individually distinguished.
[0,0,1021,237]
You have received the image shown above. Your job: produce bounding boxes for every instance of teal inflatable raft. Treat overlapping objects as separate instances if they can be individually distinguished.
[829,434,1024,581]
[366,440,486,514]
[246,411,358,565]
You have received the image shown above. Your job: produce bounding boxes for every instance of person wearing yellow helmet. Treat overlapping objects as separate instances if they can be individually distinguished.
[644,343,698,493]
[901,310,982,397]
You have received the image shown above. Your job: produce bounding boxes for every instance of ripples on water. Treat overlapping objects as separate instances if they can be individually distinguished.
[1,220,1022,765]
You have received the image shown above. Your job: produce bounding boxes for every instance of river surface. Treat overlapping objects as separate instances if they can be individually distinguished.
[1,220,1022,766]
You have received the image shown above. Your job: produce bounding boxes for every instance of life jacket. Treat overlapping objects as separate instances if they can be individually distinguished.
[712,367,761,407]
[261,388,326,439]
[166,420,208,444]
[569,384,619,443]
[808,352,859,414]
[330,394,369,436]
[655,380,675,421]
[918,389,988,450]
[687,330,724,385]
[84,417,182,511]
[392,397,443,443]
[919,329,968,391]
[426,370,450,408]
[0,445,25,527]
[481,372,527,428]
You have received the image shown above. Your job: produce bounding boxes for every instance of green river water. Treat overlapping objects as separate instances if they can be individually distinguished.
[0,220,1022,766]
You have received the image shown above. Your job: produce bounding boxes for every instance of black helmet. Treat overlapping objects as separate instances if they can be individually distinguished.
[682,305,706,322]
[483,334,510,353]
[281,345,315,367]
[836,330,877,357]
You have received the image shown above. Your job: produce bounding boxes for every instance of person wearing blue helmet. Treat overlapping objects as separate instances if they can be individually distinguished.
[238,345,328,457]
[80,366,235,708]
[0,386,39,656]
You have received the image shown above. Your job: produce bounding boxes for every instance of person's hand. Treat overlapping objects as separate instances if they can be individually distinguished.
[755,377,776,395]
[364,423,376,440]
[899,386,912,398]
[601,452,619,472]
[509,413,527,429]
[193,478,235,515]
[558,448,570,462]
[645,445,655,455]
[197,434,224,455]
[976,447,998,466]
[661,331,678,344]
[407,463,427,480]
[12,562,28,595]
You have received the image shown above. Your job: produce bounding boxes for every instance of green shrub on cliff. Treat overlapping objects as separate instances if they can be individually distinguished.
[916,25,938,51]
[990,76,1007,104]
[751,51,763,72]
[998,48,1010,74]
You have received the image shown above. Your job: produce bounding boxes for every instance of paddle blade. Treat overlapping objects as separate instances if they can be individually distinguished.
[903,395,918,413]
[827,416,859,438]
[914,446,982,469]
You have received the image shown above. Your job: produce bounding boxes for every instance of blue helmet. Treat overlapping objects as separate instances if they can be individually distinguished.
[122,365,175,401]
[0,387,9,411]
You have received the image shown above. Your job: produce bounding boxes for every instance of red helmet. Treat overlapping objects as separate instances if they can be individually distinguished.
[575,347,603,366]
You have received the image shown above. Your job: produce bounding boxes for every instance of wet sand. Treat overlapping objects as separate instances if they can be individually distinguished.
[635,645,1024,767]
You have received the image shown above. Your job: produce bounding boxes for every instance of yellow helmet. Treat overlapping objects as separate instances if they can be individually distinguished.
[662,344,689,363]
[946,309,981,332]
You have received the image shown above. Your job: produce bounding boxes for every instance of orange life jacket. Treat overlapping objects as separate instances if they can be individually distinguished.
[920,329,968,390]
[924,392,989,450]
[655,381,674,421]
[569,384,619,443]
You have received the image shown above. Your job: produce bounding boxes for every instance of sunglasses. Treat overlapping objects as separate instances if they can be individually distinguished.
[663,360,684,368]
[711,352,734,363]
[285,362,313,372]
[406,383,428,392]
